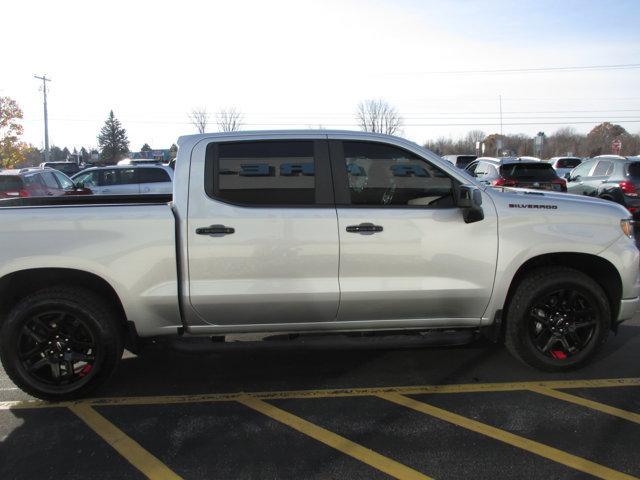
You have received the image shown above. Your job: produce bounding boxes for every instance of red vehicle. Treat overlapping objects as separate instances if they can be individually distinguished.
[0,168,92,199]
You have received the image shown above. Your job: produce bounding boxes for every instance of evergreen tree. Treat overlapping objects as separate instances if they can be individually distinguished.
[62,147,71,159]
[97,110,129,164]
[49,145,64,161]
[80,147,90,162]
[141,143,152,152]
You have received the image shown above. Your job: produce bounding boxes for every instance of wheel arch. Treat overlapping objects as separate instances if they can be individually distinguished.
[0,268,134,345]
[503,253,622,331]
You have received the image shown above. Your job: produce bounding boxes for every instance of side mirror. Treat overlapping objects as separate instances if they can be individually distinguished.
[564,173,571,181]
[457,184,484,223]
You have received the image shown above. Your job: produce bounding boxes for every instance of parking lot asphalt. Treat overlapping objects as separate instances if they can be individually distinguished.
[1,315,640,480]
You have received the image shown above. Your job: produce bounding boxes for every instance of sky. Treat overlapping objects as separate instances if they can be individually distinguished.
[3,0,640,152]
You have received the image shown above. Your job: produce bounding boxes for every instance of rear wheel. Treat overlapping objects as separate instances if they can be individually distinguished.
[505,267,610,371]
[0,287,123,401]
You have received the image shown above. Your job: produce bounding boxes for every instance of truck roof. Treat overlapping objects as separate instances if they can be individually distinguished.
[176,129,413,146]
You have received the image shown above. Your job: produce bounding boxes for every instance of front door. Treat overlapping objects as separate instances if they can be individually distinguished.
[330,139,498,323]
[187,138,340,326]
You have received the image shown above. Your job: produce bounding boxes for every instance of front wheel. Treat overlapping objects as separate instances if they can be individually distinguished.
[0,287,123,401]
[504,267,610,371]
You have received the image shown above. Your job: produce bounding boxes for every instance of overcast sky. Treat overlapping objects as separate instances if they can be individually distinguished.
[4,0,640,151]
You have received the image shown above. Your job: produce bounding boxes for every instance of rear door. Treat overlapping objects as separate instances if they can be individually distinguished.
[186,137,340,326]
[330,138,498,323]
[567,160,596,195]
[40,170,64,196]
[583,159,614,196]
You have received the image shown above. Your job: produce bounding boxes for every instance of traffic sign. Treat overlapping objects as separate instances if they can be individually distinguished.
[612,138,622,155]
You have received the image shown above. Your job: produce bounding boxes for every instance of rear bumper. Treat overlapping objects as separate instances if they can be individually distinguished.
[617,297,639,325]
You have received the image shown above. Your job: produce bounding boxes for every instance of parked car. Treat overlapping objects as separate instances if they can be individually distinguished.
[39,161,82,176]
[548,157,582,178]
[465,157,567,191]
[442,154,477,169]
[72,165,173,195]
[565,155,640,216]
[0,167,91,198]
[0,130,637,400]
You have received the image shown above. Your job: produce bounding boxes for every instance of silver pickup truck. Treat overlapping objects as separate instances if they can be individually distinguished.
[0,131,638,400]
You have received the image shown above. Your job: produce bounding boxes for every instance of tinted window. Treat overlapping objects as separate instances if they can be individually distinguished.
[52,171,74,189]
[136,168,171,183]
[500,163,558,181]
[627,162,640,178]
[455,155,477,168]
[593,160,613,176]
[103,169,137,185]
[343,141,454,207]
[556,158,581,169]
[212,141,316,205]
[41,171,60,189]
[0,176,23,191]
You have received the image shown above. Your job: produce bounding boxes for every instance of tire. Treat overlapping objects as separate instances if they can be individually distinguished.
[0,287,124,401]
[504,267,610,372]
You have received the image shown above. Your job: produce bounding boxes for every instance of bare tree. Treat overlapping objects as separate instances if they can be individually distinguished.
[188,107,209,134]
[217,107,243,132]
[356,99,403,135]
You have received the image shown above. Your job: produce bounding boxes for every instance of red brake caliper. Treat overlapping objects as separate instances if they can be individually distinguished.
[550,350,567,360]
[79,364,93,377]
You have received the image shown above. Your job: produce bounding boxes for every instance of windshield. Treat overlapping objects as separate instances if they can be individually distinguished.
[500,163,559,180]
[556,158,582,169]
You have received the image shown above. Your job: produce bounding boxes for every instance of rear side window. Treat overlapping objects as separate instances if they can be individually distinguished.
[103,169,137,185]
[556,158,581,169]
[571,160,594,178]
[136,168,171,183]
[208,141,318,205]
[500,163,558,181]
[0,176,23,191]
[41,171,60,189]
[593,160,613,176]
[455,155,477,168]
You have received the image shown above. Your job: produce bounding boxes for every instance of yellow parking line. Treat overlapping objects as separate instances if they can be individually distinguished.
[69,404,183,480]
[3,377,639,410]
[378,393,638,480]
[528,386,640,424]
[238,395,431,480]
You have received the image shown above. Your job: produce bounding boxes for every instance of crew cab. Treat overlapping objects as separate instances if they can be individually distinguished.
[0,131,638,400]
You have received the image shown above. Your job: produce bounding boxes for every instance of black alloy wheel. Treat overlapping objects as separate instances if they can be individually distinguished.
[18,310,100,387]
[528,288,597,360]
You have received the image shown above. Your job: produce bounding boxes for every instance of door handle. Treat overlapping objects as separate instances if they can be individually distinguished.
[346,222,383,234]
[196,224,235,236]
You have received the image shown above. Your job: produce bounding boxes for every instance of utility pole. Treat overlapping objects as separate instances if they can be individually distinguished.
[499,94,503,137]
[33,74,51,162]
[496,94,503,157]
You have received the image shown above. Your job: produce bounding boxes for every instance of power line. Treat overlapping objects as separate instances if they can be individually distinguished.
[389,63,640,75]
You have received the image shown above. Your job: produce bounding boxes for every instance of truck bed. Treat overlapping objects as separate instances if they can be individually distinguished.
[0,199,180,336]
